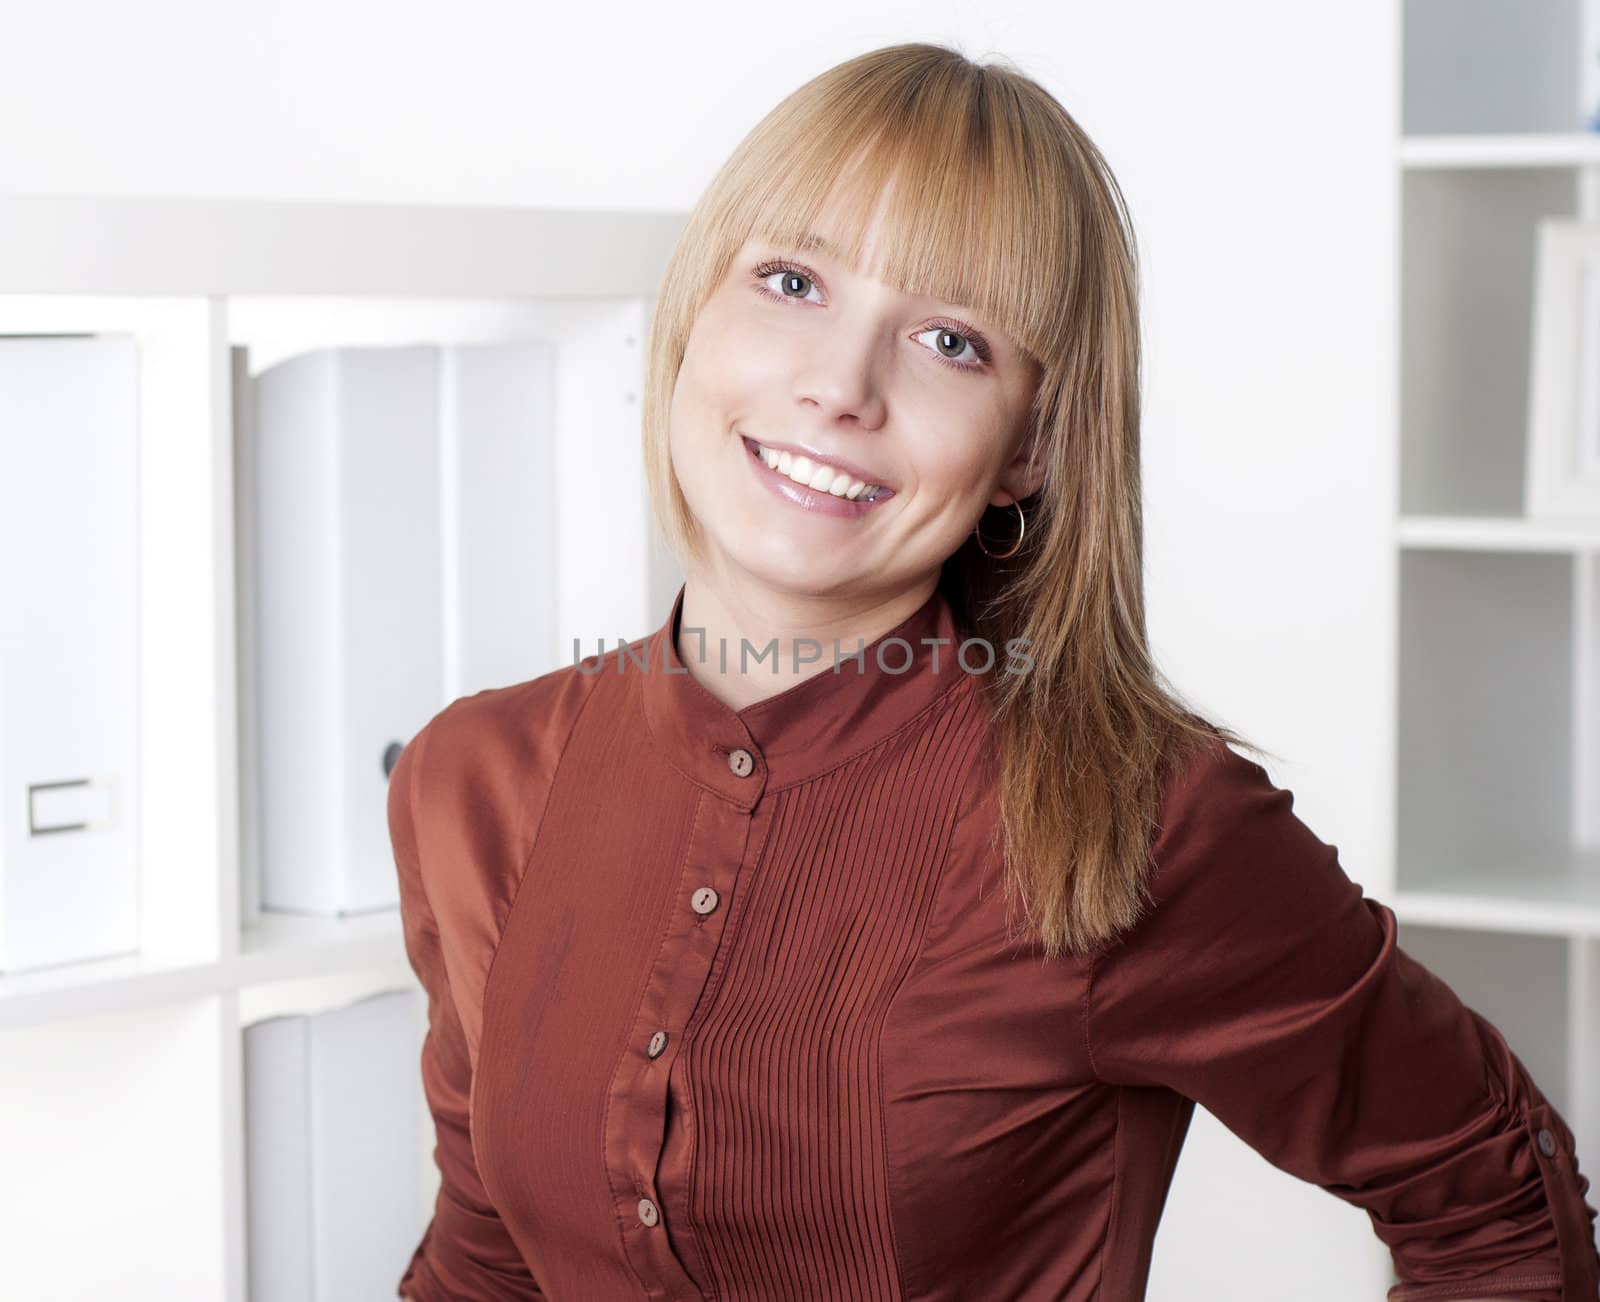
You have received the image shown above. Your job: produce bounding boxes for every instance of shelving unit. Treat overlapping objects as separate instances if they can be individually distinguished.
[0,192,684,1301]
[1392,0,1600,1246]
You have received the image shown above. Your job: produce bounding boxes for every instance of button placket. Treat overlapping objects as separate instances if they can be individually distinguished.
[599,743,766,1300]
[1522,1102,1600,1298]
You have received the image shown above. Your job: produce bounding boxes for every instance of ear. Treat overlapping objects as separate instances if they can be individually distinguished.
[989,423,1046,507]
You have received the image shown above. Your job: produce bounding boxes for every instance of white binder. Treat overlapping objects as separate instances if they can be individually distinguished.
[0,336,139,974]
[245,343,556,918]
[244,988,424,1302]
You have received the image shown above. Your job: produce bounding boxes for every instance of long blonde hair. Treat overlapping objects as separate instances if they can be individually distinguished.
[642,41,1270,959]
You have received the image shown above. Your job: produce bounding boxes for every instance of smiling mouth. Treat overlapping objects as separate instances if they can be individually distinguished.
[740,435,891,502]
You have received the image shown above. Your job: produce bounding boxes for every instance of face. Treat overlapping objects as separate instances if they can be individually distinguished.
[667,202,1044,606]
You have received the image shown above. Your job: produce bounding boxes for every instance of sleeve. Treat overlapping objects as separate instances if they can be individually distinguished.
[1085,740,1600,1301]
[389,728,549,1301]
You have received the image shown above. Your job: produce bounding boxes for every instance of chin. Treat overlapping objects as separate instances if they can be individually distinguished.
[727,546,839,597]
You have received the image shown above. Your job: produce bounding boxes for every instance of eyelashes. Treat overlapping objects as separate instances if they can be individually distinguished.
[749,258,993,372]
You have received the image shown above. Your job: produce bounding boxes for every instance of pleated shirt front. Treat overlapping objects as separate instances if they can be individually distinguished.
[389,582,1600,1302]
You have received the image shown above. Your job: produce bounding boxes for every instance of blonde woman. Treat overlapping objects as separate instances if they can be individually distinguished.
[390,42,1599,1302]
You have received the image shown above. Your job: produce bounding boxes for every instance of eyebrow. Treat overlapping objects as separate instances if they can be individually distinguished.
[794,230,846,261]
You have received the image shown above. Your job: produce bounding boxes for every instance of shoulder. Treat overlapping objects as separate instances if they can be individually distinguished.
[411,657,607,812]
[1108,737,1362,959]
[395,659,610,960]
[1089,739,1383,1079]
[1152,737,1294,871]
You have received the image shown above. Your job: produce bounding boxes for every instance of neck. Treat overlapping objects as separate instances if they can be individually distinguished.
[674,564,940,714]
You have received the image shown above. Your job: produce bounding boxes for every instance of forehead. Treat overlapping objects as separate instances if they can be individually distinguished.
[752,181,898,279]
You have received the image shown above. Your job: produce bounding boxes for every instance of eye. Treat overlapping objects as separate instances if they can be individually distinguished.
[752,260,822,304]
[749,257,994,374]
[915,323,991,371]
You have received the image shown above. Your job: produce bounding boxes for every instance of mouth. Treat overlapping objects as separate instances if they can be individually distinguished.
[739,434,893,503]
[740,433,897,519]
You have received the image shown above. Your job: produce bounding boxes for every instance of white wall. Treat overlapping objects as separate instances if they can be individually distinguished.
[1,3,1401,1297]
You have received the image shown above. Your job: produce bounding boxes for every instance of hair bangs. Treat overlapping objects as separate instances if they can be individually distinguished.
[714,69,1074,373]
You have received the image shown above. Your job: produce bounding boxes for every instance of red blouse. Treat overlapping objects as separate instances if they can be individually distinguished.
[389,581,1600,1301]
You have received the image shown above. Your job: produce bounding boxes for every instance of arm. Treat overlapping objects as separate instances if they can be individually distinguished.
[390,730,550,1301]
[1086,741,1600,1301]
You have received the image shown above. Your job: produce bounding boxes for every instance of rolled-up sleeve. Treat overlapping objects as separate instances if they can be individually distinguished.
[1085,739,1600,1301]
[389,731,549,1301]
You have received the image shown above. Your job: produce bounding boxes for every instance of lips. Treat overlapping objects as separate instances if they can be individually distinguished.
[738,433,891,496]
[741,434,895,518]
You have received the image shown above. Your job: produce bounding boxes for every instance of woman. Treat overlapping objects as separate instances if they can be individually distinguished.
[391,42,1599,1302]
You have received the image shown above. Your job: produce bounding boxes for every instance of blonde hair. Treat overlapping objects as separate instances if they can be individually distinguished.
[642,41,1270,959]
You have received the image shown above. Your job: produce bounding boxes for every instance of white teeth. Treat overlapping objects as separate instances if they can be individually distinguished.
[753,441,884,502]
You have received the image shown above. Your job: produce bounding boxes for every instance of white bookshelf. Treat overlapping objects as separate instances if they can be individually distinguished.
[0,192,684,1301]
[1397,132,1600,169]
[1393,0,1600,1258]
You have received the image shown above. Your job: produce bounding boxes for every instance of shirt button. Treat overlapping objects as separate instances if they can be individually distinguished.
[728,748,754,777]
[647,1030,668,1058]
[637,1196,659,1227]
[1537,1128,1557,1157]
[691,886,719,915]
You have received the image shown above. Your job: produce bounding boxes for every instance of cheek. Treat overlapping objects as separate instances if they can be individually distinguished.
[908,425,1003,500]
[669,335,728,442]
[685,293,759,366]
[665,375,694,462]
[665,375,715,498]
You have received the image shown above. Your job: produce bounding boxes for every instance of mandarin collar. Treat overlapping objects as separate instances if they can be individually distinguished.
[637,582,967,808]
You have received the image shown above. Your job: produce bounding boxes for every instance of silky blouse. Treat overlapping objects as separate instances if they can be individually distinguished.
[388,580,1600,1301]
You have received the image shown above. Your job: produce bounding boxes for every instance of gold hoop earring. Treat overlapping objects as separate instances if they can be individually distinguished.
[975,500,1026,559]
